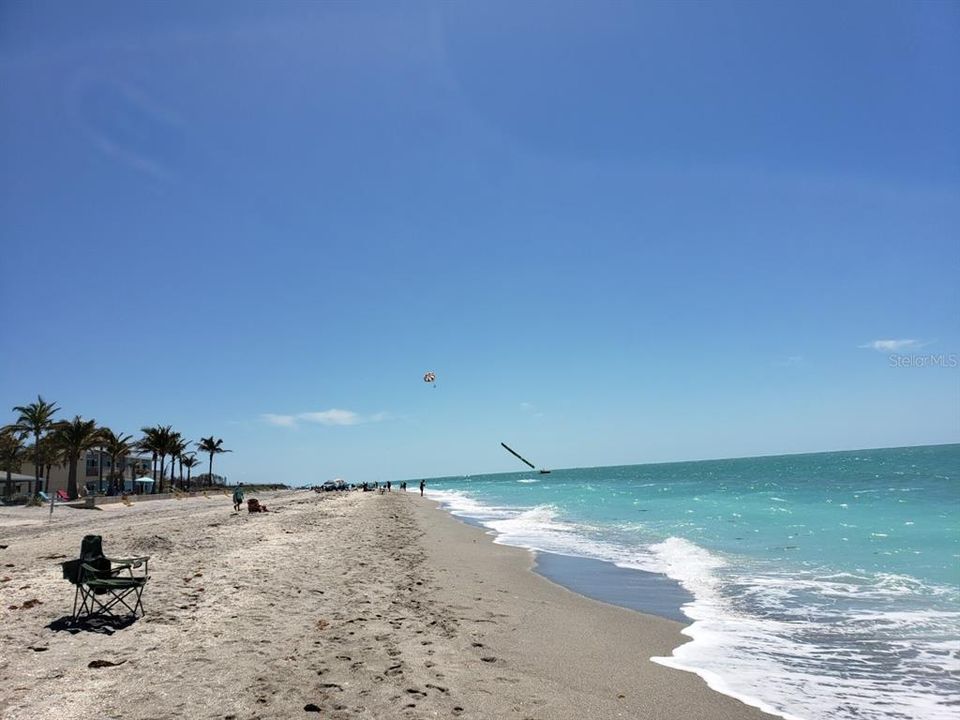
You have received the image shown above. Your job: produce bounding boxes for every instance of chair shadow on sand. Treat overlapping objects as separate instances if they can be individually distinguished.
[46,614,138,635]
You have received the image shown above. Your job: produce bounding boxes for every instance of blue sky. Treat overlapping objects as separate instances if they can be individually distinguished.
[1,1,957,484]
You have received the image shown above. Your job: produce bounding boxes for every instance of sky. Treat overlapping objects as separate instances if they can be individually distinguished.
[1,1,958,485]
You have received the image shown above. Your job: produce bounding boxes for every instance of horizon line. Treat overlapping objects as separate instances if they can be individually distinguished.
[388,441,960,484]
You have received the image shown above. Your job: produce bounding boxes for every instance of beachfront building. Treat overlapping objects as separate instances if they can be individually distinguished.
[1,472,36,498]
[19,451,153,496]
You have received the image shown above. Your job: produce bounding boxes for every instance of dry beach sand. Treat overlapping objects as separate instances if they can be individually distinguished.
[0,490,774,719]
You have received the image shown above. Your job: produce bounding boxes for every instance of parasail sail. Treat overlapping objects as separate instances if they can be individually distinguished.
[500,442,536,470]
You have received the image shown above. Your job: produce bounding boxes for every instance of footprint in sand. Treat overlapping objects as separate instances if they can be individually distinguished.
[406,689,427,699]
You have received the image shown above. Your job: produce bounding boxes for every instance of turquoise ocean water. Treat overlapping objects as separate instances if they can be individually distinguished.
[423,444,960,720]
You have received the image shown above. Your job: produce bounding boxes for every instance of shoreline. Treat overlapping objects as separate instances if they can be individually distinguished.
[412,495,779,720]
[430,495,695,624]
[1,490,777,719]
[421,496,796,720]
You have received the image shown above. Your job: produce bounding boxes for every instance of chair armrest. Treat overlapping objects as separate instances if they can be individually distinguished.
[106,556,150,565]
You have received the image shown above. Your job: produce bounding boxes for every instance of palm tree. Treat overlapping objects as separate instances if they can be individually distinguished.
[197,437,230,488]
[138,426,161,492]
[32,436,63,494]
[157,427,182,493]
[101,429,135,493]
[181,453,199,490]
[167,432,188,490]
[51,416,104,500]
[139,425,176,494]
[7,395,60,496]
[0,428,27,498]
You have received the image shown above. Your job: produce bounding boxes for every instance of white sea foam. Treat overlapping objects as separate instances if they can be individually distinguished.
[516,478,539,484]
[426,488,960,720]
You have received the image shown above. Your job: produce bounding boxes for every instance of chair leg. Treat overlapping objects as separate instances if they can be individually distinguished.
[88,586,146,618]
[71,584,81,624]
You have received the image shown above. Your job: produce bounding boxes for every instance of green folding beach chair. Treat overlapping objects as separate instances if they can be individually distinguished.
[61,535,150,624]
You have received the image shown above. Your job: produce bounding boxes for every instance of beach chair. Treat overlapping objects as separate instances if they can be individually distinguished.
[56,490,70,501]
[60,535,150,624]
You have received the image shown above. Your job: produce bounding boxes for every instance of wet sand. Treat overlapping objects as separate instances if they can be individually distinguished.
[0,490,774,719]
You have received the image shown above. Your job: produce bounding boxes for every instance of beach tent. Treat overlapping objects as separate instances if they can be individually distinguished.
[131,477,154,494]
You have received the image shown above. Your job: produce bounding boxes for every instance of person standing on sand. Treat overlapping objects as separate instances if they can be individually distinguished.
[419,479,425,496]
[386,480,392,492]
[232,483,244,512]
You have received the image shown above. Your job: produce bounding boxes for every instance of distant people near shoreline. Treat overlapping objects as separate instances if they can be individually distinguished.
[419,479,425,497]
[386,480,392,492]
[232,483,244,511]
[400,481,406,491]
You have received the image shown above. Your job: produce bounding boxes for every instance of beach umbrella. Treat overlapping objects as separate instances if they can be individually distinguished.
[133,477,154,484]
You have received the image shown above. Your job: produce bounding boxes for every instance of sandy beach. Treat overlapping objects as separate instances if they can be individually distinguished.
[0,490,774,720]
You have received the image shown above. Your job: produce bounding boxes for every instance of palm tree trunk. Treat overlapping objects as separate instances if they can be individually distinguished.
[33,431,40,496]
[158,455,165,494]
[67,457,78,500]
[208,453,213,488]
[187,467,192,490]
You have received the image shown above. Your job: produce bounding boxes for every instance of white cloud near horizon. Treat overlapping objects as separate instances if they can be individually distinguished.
[261,409,388,429]
[860,339,921,352]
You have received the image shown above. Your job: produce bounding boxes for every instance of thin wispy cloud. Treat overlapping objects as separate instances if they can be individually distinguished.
[520,401,544,418]
[860,339,921,352]
[262,413,299,428]
[261,409,389,429]
[65,73,183,182]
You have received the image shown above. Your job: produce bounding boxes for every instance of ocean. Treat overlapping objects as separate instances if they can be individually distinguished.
[422,444,960,720]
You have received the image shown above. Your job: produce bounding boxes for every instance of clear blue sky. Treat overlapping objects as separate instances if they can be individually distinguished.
[1,1,957,484]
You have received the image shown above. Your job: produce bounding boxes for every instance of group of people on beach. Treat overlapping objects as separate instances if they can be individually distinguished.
[236,479,426,512]
[378,480,426,496]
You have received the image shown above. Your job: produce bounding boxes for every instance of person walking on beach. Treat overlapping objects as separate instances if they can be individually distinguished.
[386,480,392,492]
[419,479,425,497]
[232,483,244,512]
